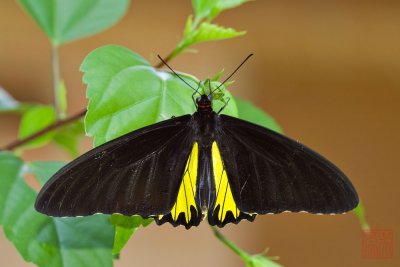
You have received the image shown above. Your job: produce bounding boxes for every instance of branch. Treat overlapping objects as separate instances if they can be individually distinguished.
[1,58,170,151]
[1,109,86,151]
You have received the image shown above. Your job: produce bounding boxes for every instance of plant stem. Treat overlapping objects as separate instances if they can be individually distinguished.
[211,226,247,259]
[52,44,61,119]
[154,48,180,68]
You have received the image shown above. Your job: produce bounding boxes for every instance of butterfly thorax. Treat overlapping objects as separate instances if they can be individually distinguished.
[192,107,218,214]
[196,94,213,114]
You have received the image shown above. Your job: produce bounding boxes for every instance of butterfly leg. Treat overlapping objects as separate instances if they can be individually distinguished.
[217,97,230,114]
[192,81,202,107]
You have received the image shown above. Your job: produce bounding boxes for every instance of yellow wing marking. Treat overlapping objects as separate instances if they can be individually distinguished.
[159,142,198,223]
[212,141,240,222]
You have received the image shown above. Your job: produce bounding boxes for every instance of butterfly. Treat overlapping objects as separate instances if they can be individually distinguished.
[35,55,359,229]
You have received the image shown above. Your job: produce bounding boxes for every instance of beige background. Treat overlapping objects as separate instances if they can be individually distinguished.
[0,0,399,266]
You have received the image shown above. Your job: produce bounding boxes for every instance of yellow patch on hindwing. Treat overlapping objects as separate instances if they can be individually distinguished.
[212,142,240,222]
[159,142,198,223]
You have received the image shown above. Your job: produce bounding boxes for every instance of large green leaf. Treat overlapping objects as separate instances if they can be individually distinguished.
[27,161,65,184]
[236,98,282,133]
[0,153,114,267]
[18,105,56,148]
[17,0,130,45]
[81,45,237,146]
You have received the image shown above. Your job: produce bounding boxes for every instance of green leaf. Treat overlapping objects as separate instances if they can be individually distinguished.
[353,200,370,232]
[81,45,237,146]
[53,120,85,157]
[191,0,248,21]
[192,0,216,20]
[209,0,248,20]
[184,22,245,48]
[245,253,282,267]
[184,15,194,36]
[17,0,130,45]
[0,153,115,267]
[194,22,245,43]
[211,68,224,81]
[57,80,67,118]
[236,98,283,133]
[18,105,56,148]
[110,214,152,255]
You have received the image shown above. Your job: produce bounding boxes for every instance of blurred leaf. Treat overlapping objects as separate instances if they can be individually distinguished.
[0,152,114,267]
[191,0,248,21]
[353,200,370,232]
[192,0,215,20]
[110,215,152,255]
[209,0,249,20]
[17,0,130,45]
[211,68,224,81]
[81,45,237,146]
[18,105,56,148]
[236,98,283,133]
[194,22,245,42]
[53,120,85,157]
[184,15,194,36]
[57,80,67,118]
[183,22,245,49]
[0,87,20,112]
[245,253,282,267]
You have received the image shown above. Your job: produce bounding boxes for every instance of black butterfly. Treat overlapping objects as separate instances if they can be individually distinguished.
[35,56,358,229]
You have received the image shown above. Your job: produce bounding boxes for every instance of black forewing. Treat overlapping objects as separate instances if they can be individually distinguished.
[35,115,195,217]
[215,114,359,214]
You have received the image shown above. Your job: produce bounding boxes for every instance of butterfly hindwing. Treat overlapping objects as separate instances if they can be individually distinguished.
[214,114,359,215]
[208,141,256,227]
[35,115,200,222]
[155,142,202,229]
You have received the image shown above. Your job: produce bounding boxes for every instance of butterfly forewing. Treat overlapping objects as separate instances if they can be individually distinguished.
[215,115,359,215]
[35,115,197,218]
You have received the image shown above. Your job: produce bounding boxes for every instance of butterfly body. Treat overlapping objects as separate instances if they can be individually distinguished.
[35,94,358,229]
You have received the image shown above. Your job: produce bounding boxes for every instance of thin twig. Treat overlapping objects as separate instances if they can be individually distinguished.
[1,54,172,151]
[1,109,86,151]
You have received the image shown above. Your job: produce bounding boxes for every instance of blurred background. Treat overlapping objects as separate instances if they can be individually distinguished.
[0,0,399,266]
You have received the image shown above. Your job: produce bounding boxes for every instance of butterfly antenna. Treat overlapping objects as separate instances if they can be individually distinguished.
[157,55,197,92]
[209,53,254,96]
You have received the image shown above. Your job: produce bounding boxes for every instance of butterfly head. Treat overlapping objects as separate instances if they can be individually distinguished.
[196,94,213,112]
